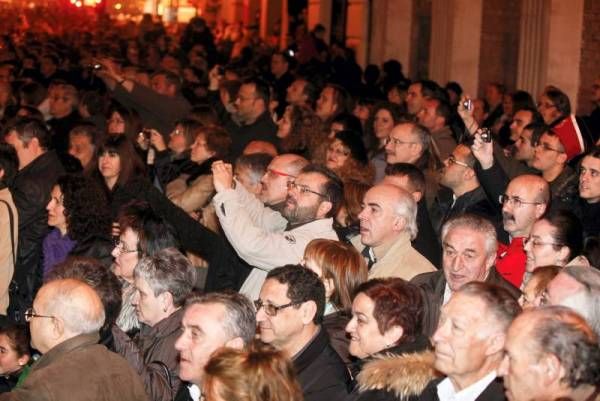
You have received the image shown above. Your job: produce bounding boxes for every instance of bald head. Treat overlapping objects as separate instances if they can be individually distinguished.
[502,174,549,237]
[358,184,418,246]
[259,153,309,205]
[243,140,278,157]
[32,279,105,353]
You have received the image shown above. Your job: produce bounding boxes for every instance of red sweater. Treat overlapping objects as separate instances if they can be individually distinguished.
[495,237,526,288]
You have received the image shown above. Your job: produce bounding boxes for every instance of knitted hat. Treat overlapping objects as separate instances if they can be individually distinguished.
[334,130,368,165]
[551,115,586,161]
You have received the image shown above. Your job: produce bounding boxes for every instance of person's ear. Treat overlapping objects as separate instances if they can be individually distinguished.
[392,215,407,233]
[160,292,174,313]
[17,353,29,367]
[0,168,5,180]
[411,190,423,203]
[300,300,317,325]
[556,151,568,165]
[383,325,404,347]
[540,353,564,385]
[534,202,547,219]
[484,332,505,356]
[224,336,245,350]
[316,200,332,219]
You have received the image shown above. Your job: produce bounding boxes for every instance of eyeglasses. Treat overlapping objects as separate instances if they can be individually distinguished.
[523,237,563,248]
[327,146,350,157]
[537,102,556,110]
[287,181,328,198]
[24,308,54,322]
[267,168,297,179]
[535,142,564,153]
[499,194,544,208]
[384,136,415,146]
[447,155,471,168]
[113,240,138,254]
[254,299,300,317]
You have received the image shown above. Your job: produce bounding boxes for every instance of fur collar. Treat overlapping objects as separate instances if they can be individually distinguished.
[357,351,439,400]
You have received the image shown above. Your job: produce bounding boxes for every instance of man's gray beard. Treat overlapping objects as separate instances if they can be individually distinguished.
[282,202,320,225]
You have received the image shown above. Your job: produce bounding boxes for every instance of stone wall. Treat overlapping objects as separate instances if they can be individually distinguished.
[477,0,520,97]
[577,0,600,115]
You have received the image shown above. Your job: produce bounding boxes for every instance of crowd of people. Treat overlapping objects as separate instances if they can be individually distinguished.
[0,5,597,401]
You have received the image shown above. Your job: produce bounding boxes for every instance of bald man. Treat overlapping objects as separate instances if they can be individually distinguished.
[495,174,548,287]
[352,184,436,279]
[1,279,147,401]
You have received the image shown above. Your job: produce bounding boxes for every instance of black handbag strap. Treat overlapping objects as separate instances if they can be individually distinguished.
[0,199,16,265]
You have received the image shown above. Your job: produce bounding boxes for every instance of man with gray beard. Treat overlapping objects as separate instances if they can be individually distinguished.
[211,161,342,299]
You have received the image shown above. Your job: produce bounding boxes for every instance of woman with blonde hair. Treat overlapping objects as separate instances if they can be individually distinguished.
[303,238,368,364]
[203,341,303,401]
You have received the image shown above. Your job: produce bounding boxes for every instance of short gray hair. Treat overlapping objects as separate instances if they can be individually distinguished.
[134,248,196,307]
[526,306,600,389]
[185,292,256,345]
[557,266,600,337]
[42,279,105,335]
[441,213,498,257]
[392,187,418,240]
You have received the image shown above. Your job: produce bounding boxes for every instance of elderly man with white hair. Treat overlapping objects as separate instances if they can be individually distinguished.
[543,265,600,337]
[352,183,436,279]
[1,279,148,401]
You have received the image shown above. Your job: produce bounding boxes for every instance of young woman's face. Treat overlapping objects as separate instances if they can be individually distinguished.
[107,111,126,135]
[98,150,122,185]
[46,185,67,234]
[325,139,350,170]
[277,108,292,139]
[168,124,188,154]
[374,109,395,139]
[0,333,28,375]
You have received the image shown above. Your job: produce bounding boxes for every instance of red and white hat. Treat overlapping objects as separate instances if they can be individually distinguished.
[551,115,586,161]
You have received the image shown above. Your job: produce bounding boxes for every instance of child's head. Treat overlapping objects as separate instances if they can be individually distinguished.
[0,324,31,375]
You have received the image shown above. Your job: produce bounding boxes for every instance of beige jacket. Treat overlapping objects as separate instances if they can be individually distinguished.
[0,188,17,315]
[352,231,436,281]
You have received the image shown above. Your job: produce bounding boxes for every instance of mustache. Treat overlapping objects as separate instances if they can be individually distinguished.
[502,212,515,223]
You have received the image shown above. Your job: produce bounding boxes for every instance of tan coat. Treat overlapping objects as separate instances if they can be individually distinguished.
[0,333,148,401]
[352,232,436,281]
[0,188,17,315]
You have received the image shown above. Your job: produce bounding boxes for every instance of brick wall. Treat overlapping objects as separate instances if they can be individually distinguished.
[477,0,520,97]
[577,0,600,115]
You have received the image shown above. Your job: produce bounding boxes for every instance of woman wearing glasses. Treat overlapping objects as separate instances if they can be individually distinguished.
[346,278,435,401]
[302,239,367,365]
[522,210,589,287]
[43,174,112,277]
[325,130,374,185]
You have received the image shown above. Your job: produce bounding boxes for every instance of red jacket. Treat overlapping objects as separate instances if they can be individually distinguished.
[495,237,526,288]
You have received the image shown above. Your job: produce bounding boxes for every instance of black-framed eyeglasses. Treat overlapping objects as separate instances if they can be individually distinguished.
[24,308,54,322]
[254,299,301,317]
[287,181,328,199]
[499,194,543,208]
[113,239,138,254]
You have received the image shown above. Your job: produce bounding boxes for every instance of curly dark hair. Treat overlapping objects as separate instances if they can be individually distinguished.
[266,265,325,324]
[56,174,111,242]
[280,105,325,157]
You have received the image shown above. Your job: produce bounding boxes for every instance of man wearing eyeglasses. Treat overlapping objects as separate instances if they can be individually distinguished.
[255,265,352,401]
[211,161,341,300]
[430,144,499,234]
[6,279,148,401]
[494,174,549,288]
[258,154,309,212]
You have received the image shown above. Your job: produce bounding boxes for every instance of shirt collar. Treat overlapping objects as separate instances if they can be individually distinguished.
[436,371,497,401]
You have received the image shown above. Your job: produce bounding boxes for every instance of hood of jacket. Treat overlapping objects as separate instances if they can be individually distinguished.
[356,350,439,400]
